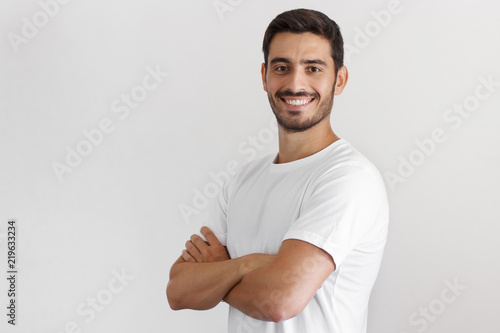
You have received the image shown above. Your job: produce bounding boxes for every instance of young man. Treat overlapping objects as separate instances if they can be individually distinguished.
[167,8,389,332]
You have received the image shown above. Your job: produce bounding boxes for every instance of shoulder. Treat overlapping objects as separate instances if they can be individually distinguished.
[316,139,384,184]
[310,139,388,209]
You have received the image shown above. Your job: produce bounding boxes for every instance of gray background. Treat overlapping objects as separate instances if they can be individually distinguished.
[1,0,499,332]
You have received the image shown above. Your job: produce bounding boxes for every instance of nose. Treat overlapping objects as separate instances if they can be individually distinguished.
[287,68,308,92]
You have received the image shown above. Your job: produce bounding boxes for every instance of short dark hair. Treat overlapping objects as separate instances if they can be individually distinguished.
[262,8,344,74]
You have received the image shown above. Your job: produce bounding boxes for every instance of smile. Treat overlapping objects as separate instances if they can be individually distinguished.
[281,98,315,106]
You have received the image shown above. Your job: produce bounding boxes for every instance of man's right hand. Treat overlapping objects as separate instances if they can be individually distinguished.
[182,226,230,263]
[167,226,276,311]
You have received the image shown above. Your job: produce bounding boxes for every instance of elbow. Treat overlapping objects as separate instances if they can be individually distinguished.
[166,281,184,311]
[167,298,182,311]
[166,280,218,311]
[269,310,287,323]
[268,305,302,323]
[259,292,304,323]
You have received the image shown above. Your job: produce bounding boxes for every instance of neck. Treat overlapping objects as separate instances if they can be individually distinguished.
[275,119,340,164]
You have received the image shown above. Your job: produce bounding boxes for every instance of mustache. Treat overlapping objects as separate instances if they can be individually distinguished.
[276,90,318,99]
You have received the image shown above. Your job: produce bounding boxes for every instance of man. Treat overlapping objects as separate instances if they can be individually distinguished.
[167,8,389,332]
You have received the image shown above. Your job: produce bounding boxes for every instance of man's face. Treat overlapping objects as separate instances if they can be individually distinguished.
[262,32,339,133]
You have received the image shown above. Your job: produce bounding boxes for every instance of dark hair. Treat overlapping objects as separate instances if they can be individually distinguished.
[262,8,344,74]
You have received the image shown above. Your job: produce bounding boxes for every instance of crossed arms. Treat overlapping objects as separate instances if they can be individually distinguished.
[166,226,336,323]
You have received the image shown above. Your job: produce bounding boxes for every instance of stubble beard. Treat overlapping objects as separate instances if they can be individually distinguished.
[268,83,336,133]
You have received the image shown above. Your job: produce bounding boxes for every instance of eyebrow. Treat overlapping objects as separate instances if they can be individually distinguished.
[270,57,328,67]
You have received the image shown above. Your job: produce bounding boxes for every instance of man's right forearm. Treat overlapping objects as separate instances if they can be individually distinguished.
[167,254,273,311]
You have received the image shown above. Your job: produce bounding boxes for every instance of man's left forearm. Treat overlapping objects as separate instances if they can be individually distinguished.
[223,263,298,323]
[223,239,335,323]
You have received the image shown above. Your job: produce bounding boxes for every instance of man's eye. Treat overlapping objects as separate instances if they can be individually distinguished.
[308,67,320,73]
[276,66,288,72]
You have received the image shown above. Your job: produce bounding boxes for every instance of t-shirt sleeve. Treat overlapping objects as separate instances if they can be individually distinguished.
[200,176,231,246]
[282,163,389,268]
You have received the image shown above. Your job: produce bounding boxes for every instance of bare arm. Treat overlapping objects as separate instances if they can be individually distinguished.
[168,254,259,310]
[166,227,275,310]
[223,239,335,322]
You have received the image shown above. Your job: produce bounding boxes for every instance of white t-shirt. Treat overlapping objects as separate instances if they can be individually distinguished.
[204,138,389,333]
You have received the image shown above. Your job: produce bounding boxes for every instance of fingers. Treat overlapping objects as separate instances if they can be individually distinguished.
[185,239,203,262]
[182,229,227,264]
[190,234,208,251]
[201,226,222,247]
[181,250,196,263]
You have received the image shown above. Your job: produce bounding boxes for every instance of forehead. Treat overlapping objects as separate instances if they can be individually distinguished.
[268,32,333,64]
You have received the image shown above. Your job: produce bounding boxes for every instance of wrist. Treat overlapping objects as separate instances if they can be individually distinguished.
[237,253,276,276]
[236,254,258,277]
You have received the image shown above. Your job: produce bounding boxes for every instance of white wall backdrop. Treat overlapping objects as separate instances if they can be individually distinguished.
[1,0,499,332]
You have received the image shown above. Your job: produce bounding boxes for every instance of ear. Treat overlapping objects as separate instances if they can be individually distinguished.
[334,66,349,95]
[261,63,268,92]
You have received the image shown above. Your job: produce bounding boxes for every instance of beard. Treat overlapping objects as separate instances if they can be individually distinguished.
[268,82,336,133]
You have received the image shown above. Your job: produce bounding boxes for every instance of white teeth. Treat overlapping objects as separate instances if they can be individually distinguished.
[284,99,311,105]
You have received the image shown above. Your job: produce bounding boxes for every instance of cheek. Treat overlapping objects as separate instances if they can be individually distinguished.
[266,81,281,95]
[317,80,336,96]
[266,75,289,91]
